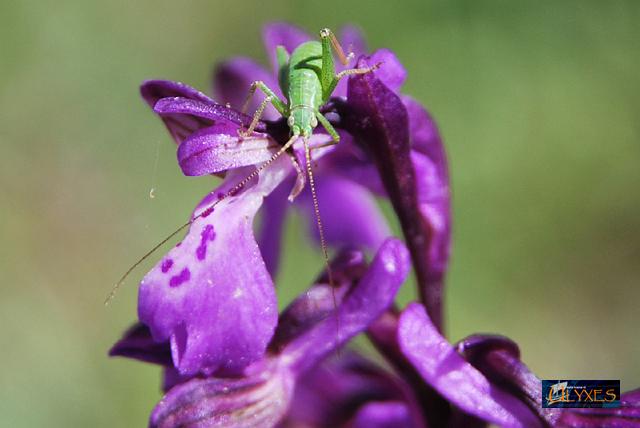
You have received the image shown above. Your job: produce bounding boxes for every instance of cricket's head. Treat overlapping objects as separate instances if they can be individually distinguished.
[288,106,318,138]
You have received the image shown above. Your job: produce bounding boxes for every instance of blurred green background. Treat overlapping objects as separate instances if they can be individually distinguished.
[1,0,639,426]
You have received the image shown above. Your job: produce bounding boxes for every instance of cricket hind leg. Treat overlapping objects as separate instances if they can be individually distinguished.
[238,80,288,137]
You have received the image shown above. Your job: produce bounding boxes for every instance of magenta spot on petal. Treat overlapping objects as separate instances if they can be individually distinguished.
[175,242,182,248]
[196,224,216,261]
[201,206,214,218]
[161,258,174,273]
[169,268,191,287]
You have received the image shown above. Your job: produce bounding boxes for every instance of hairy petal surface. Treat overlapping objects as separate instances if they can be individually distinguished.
[138,159,291,377]
[398,303,541,428]
[150,362,294,428]
[177,124,277,176]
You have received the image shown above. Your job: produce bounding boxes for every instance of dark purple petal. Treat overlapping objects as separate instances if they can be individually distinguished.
[281,352,425,428]
[141,80,212,109]
[350,401,414,428]
[109,323,172,366]
[296,173,391,251]
[213,57,281,120]
[457,335,640,427]
[281,238,410,375]
[138,159,292,377]
[150,363,293,428]
[344,58,449,331]
[177,124,278,176]
[398,303,541,428]
[263,22,311,74]
[368,49,407,93]
[368,310,451,428]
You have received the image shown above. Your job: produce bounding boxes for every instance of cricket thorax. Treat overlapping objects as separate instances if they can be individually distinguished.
[288,105,318,137]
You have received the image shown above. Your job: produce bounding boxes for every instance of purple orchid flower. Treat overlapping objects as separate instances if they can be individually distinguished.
[112,242,411,427]
[111,22,639,427]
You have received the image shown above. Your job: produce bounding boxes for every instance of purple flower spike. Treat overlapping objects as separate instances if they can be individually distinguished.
[344,55,450,331]
[138,158,292,377]
[398,303,541,428]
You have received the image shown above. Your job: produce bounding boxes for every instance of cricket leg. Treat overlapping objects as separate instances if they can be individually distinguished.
[315,111,341,145]
[320,28,353,66]
[238,80,288,137]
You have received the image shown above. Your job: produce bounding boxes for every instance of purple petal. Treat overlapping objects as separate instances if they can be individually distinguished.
[368,49,407,93]
[263,22,311,74]
[213,57,281,120]
[345,58,449,330]
[150,363,293,428]
[256,177,292,277]
[109,323,172,366]
[398,303,541,428]
[350,401,414,428]
[141,81,218,145]
[296,173,391,251]
[281,238,410,375]
[138,159,292,377]
[557,390,640,427]
[271,248,369,350]
[177,124,278,176]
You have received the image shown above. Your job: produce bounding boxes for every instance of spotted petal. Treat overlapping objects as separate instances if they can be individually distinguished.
[138,158,292,377]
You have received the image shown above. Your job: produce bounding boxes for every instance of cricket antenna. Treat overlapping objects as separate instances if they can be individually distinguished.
[302,137,340,338]
[104,134,300,306]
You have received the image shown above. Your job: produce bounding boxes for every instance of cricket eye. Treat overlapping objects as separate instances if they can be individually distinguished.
[287,115,295,128]
[311,116,318,127]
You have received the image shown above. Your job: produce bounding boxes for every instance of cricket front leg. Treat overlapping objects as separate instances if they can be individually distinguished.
[238,80,288,138]
[315,111,341,145]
